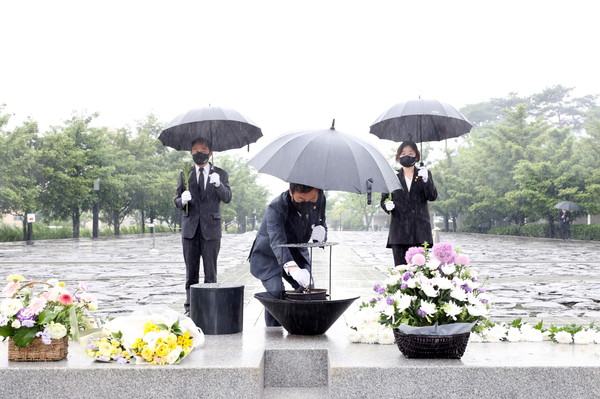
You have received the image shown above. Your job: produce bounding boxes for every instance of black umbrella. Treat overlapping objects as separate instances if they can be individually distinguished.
[158,106,262,151]
[369,98,473,143]
[554,201,581,211]
[248,121,401,203]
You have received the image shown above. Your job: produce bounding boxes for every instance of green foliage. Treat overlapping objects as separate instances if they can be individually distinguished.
[521,223,549,238]
[0,224,22,241]
[487,225,522,236]
[572,224,600,241]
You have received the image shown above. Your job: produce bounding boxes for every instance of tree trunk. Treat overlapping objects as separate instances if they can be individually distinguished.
[72,209,80,238]
[113,211,120,235]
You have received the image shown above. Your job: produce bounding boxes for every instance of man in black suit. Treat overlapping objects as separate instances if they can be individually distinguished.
[174,137,232,315]
[248,183,327,326]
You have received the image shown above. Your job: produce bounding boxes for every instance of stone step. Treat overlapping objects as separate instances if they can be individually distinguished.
[263,387,329,399]
[264,348,328,387]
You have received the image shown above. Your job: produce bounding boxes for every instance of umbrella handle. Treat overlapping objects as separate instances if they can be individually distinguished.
[366,178,373,205]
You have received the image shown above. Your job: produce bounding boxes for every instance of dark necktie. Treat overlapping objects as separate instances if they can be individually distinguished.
[198,168,204,195]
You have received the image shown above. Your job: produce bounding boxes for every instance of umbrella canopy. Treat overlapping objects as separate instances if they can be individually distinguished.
[369,99,473,143]
[554,201,581,211]
[248,123,401,198]
[158,106,262,151]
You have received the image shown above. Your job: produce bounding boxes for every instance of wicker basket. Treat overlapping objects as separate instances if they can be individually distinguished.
[8,336,69,362]
[393,329,470,359]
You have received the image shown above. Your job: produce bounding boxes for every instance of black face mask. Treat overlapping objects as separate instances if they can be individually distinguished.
[193,152,210,165]
[399,155,416,167]
[291,200,317,216]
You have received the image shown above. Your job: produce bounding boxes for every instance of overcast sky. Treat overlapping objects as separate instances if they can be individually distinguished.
[2,0,599,194]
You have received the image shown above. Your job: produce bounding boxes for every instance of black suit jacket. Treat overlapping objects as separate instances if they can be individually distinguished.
[174,163,232,240]
[249,191,327,281]
[380,168,437,247]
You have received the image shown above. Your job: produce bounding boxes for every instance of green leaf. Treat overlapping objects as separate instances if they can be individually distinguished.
[0,324,15,338]
[170,319,183,335]
[37,309,57,325]
[13,327,39,348]
[156,323,169,331]
[113,330,123,340]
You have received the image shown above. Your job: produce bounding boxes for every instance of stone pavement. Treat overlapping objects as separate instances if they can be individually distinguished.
[1,230,599,327]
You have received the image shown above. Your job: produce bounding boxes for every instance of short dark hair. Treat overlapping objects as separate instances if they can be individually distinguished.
[191,136,212,152]
[395,141,420,163]
[289,183,318,194]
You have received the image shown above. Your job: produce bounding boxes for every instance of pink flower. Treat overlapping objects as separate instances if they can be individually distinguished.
[58,293,73,305]
[2,281,20,298]
[28,297,48,314]
[405,246,425,264]
[455,254,470,266]
[411,254,426,265]
[432,242,456,264]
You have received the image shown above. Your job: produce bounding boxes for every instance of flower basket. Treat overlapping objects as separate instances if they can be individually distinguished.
[393,329,470,359]
[8,336,68,362]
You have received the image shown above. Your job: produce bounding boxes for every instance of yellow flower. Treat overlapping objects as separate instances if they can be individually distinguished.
[98,341,114,357]
[156,344,170,357]
[144,322,159,334]
[166,334,178,345]
[86,349,97,357]
[6,275,24,282]
[141,346,154,361]
[58,282,66,287]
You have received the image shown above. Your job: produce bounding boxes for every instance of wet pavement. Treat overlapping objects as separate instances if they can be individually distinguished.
[1,231,599,327]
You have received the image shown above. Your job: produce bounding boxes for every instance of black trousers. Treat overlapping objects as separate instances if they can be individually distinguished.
[391,244,416,266]
[182,223,220,311]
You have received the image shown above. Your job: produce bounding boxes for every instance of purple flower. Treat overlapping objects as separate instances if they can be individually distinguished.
[481,299,489,304]
[369,298,377,303]
[115,355,128,365]
[477,288,487,293]
[417,309,427,318]
[21,319,36,328]
[461,284,473,292]
[400,283,408,289]
[373,284,385,294]
[88,341,99,350]
[471,276,478,282]
[405,246,425,264]
[16,308,36,323]
[402,272,413,281]
[432,242,457,264]
[36,329,52,345]
[386,297,394,305]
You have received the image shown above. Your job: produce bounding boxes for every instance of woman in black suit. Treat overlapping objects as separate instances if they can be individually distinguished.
[380,141,437,265]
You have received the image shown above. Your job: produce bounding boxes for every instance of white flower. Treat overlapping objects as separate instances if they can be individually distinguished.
[360,326,380,344]
[442,301,462,320]
[47,322,68,339]
[484,324,507,342]
[395,294,413,312]
[11,319,21,329]
[405,278,417,289]
[165,347,182,364]
[1,298,24,317]
[554,331,573,344]
[466,303,488,317]
[506,327,521,342]
[347,328,363,343]
[421,282,439,298]
[573,329,595,344]
[520,324,544,342]
[419,300,436,316]
[450,287,468,302]
[378,328,396,345]
[384,274,401,286]
[143,330,169,348]
[440,264,456,275]
[594,331,600,344]
[469,332,484,342]
[433,276,454,290]
[0,314,8,326]
[426,260,439,271]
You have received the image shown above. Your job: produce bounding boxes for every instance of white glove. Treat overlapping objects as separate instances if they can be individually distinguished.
[385,201,395,211]
[418,168,428,182]
[289,267,311,288]
[209,173,221,187]
[181,190,192,205]
[310,225,326,242]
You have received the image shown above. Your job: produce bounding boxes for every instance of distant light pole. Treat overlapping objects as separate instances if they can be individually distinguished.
[92,178,100,238]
